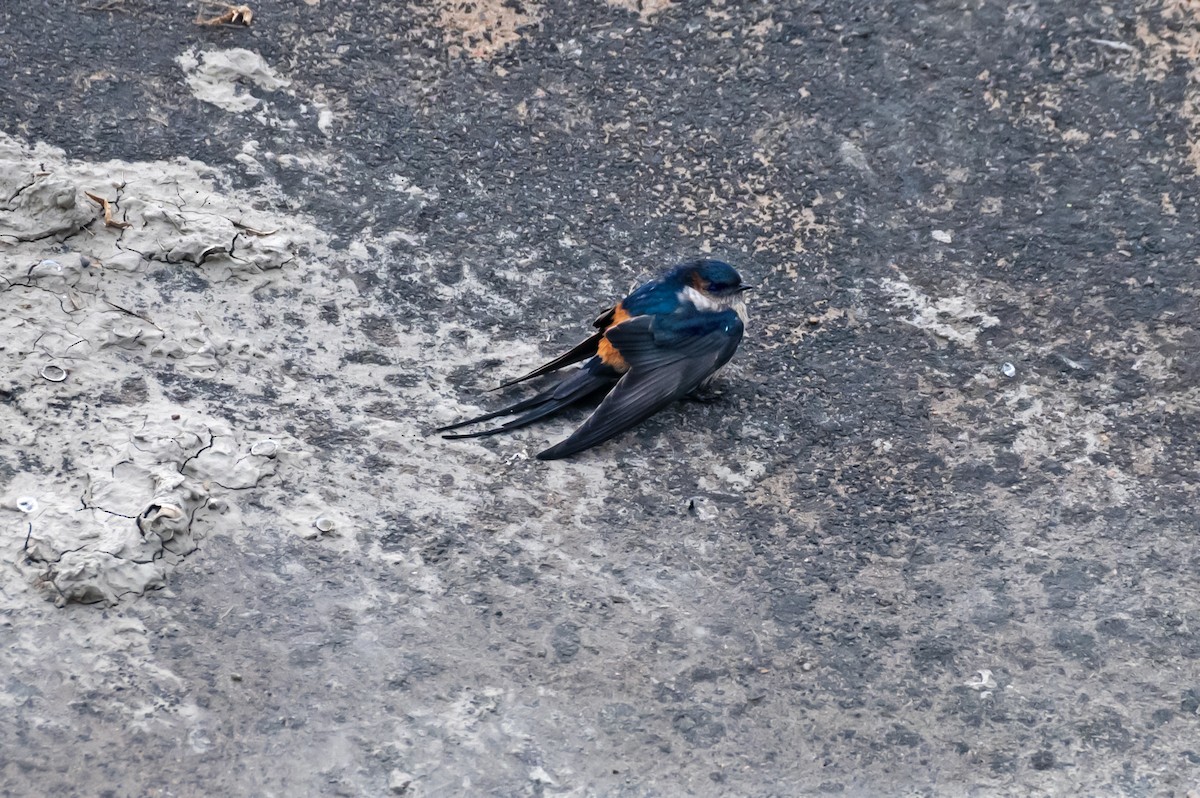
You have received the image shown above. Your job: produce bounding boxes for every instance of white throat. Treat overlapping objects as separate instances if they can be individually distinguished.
[680,286,749,324]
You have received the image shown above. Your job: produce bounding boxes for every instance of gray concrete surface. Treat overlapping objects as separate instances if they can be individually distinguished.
[1,0,1199,795]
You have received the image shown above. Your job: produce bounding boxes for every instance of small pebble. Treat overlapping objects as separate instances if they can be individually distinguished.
[250,439,279,458]
[388,770,414,794]
[39,364,67,382]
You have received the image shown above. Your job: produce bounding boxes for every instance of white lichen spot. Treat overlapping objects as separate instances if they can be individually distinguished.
[880,270,999,345]
[176,48,291,113]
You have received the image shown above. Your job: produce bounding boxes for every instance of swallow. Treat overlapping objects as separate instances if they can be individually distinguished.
[437,259,751,460]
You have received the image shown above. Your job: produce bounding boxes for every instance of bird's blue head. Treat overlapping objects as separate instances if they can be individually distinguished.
[624,259,752,319]
[680,259,749,298]
[657,259,752,322]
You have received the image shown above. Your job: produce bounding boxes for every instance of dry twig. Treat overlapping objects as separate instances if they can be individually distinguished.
[84,191,132,230]
[195,2,253,26]
[231,220,278,236]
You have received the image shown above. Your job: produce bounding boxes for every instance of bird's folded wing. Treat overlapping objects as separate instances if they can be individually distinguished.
[492,330,604,390]
[490,303,620,391]
[537,312,742,459]
[605,311,743,368]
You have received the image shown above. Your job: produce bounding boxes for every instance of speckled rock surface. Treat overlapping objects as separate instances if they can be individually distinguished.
[1,1,1199,795]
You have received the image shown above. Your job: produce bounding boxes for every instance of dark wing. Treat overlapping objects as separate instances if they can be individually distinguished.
[490,304,619,391]
[536,311,743,460]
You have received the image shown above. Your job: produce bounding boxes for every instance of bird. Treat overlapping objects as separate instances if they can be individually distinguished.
[437,258,751,460]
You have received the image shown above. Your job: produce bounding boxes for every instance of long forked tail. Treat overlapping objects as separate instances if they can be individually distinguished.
[438,369,615,440]
[488,331,604,392]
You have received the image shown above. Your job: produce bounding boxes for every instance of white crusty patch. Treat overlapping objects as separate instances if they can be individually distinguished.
[176,48,291,113]
[880,270,998,345]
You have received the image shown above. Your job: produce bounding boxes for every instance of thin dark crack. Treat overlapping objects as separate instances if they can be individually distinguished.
[79,497,138,520]
[212,472,270,491]
[30,543,89,566]
[185,495,211,530]
[44,578,70,605]
[129,422,204,455]
[180,430,217,474]
[159,207,187,235]
[11,220,93,244]
[15,278,82,316]
[99,548,169,566]
[161,540,194,559]
[63,338,90,355]
[102,299,160,328]
[5,175,39,205]
[113,582,168,601]
[121,243,189,267]
[32,328,87,357]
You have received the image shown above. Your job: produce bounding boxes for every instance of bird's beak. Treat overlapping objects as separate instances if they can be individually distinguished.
[737,285,755,292]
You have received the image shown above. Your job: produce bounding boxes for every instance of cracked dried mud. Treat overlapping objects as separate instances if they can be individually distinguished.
[1,0,1199,796]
